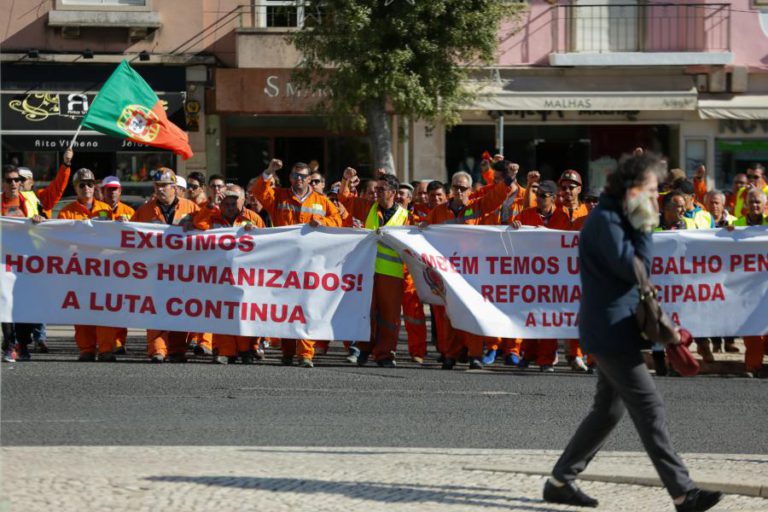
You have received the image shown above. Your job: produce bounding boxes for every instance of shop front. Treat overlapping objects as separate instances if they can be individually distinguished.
[439,72,697,190]
[1,63,187,193]
[211,68,374,186]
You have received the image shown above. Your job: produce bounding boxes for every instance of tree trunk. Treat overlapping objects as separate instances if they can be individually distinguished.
[364,98,395,175]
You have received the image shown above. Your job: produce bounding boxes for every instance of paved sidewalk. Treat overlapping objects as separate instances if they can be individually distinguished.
[2,448,767,511]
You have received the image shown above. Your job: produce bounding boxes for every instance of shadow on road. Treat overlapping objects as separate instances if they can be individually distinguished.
[145,476,561,511]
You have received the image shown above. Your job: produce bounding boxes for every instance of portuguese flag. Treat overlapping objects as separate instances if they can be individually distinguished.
[82,60,193,159]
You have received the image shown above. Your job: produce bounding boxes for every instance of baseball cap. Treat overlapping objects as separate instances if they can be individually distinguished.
[102,176,121,188]
[175,175,187,189]
[538,180,558,196]
[72,168,95,184]
[17,168,33,180]
[399,183,414,192]
[154,167,176,184]
[559,169,582,186]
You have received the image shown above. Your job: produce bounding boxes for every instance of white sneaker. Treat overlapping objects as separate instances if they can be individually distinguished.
[570,357,589,372]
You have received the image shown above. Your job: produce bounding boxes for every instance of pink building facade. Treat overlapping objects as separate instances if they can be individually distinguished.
[416,0,768,191]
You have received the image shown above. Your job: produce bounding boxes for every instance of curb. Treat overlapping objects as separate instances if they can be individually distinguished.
[462,466,768,498]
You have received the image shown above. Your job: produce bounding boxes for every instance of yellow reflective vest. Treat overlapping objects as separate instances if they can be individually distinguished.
[365,203,408,278]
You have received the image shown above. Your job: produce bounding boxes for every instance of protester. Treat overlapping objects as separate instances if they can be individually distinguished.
[57,168,113,361]
[131,168,200,363]
[426,180,447,209]
[251,159,341,368]
[207,174,226,210]
[676,180,713,228]
[339,169,409,367]
[1,165,46,362]
[733,163,767,218]
[425,169,516,369]
[98,175,136,356]
[309,172,326,195]
[725,173,747,214]
[396,183,413,212]
[192,184,264,364]
[545,153,723,512]
[186,171,208,207]
[511,180,571,372]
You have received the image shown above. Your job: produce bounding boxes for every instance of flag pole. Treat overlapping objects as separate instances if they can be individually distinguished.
[69,123,83,148]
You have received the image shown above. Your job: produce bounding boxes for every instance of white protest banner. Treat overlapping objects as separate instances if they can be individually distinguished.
[0,219,377,340]
[380,225,768,339]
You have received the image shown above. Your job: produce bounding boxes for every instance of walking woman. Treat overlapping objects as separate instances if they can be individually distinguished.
[543,153,723,512]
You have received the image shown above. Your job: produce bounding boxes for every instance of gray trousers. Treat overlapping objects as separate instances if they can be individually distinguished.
[552,350,695,498]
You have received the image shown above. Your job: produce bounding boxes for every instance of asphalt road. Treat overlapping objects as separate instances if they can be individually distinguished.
[2,339,766,452]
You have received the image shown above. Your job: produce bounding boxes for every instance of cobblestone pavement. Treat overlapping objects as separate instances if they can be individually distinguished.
[2,448,767,511]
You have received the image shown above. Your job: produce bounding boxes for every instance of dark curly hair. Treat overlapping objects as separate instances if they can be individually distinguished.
[605,154,666,199]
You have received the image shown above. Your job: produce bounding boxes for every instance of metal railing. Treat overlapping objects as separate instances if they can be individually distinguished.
[238,1,323,29]
[552,3,731,53]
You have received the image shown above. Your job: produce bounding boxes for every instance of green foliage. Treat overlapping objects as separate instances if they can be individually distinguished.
[291,0,525,131]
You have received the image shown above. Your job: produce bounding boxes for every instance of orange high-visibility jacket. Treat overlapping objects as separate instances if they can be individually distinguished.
[57,199,112,220]
[37,163,71,217]
[427,180,512,225]
[192,206,265,230]
[512,206,571,230]
[252,175,341,227]
[130,197,199,225]
[106,201,136,221]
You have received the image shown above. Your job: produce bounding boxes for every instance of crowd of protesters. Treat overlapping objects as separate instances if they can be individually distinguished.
[2,148,767,378]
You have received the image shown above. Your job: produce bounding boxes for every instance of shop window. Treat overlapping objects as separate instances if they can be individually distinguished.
[715,139,768,189]
[685,139,707,175]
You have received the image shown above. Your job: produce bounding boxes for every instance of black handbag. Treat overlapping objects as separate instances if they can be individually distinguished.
[633,256,678,346]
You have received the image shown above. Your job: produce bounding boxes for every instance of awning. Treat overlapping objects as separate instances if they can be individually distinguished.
[463,76,698,111]
[698,95,768,120]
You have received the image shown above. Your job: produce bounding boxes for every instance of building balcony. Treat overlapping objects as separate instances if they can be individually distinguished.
[234,1,317,68]
[549,2,732,67]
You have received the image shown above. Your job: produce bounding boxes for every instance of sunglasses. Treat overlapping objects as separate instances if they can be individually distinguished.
[78,181,96,189]
[585,197,599,203]
[187,184,200,190]
[210,183,225,189]
[5,177,23,184]
[291,172,309,180]
[747,174,761,180]
[310,179,324,186]
[559,184,579,191]
[374,186,391,193]
[536,193,553,199]
[452,185,470,192]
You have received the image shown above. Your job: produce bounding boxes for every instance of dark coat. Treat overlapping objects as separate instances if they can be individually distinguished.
[578,194,652,354]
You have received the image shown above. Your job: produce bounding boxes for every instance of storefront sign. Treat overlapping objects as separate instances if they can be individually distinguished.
[719,120,768,135]
[1,134,166,152]
[2,91,186,131]
[500,110,641,122]
[213,69,331,114]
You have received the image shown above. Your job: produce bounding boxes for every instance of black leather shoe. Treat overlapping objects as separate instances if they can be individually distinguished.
[543,479,598,508]
[675,489,723,512]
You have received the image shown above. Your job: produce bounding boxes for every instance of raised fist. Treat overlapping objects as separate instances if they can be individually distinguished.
[268,159,283,173]
[343,167,357,181]
[527,170,541,184]
[63,148,74,166]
